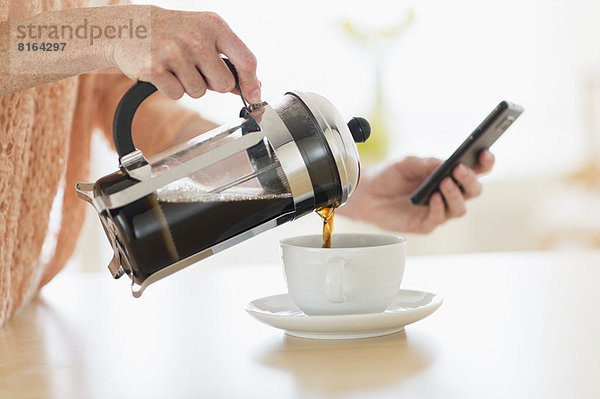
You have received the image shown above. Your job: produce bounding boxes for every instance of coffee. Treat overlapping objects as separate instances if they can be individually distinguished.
[97,175,296,279]
[113,194,295,278]
[316,207,335,248]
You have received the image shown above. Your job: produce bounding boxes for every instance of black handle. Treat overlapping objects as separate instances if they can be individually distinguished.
[112,81,158,158]
[112,57,248,159]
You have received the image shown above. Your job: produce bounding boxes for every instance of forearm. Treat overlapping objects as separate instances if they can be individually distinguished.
[336,189,366,221]
[0,5,151,96]
[336,168,376,221]
[172,114,219,145]
[132,110,218,155]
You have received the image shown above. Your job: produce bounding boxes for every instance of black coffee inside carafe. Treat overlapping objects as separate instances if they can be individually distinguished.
[96,174,295,280]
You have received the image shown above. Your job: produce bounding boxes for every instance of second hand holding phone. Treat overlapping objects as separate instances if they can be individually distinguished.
[410,101,524,206]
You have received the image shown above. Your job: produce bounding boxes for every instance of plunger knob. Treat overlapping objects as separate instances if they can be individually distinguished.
[347,117,371,143]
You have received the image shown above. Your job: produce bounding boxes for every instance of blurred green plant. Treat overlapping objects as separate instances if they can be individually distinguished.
[340,9,414,165]
[340,9,414,43]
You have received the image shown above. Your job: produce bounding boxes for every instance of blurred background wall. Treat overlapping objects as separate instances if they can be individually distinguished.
[73,0,600,272]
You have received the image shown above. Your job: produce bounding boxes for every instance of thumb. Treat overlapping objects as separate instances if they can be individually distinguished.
[217,40,261,103]
[222,56,261,103]
[223,56,261,104]
[240,77,261,104]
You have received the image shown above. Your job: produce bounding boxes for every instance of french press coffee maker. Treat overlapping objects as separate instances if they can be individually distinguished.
[76,61,371,297]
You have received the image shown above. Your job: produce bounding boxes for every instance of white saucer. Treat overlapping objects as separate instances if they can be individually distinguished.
[246,289,443,339]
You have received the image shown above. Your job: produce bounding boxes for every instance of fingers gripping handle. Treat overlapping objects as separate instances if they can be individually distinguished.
[112,57,250,160]
[325,258,346,303]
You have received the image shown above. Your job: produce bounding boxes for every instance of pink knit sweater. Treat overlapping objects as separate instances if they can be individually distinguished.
[0,0,197,326]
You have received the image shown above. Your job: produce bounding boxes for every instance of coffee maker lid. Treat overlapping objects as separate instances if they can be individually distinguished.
[288,91,368,205]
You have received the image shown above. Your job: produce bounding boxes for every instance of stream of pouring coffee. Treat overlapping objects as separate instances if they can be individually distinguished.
[316,207,335,248]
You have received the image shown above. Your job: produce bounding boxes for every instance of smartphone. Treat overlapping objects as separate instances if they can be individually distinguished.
[410,101,524,206]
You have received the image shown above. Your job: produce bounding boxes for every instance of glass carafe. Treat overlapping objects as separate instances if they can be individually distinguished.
[77,79,370,297]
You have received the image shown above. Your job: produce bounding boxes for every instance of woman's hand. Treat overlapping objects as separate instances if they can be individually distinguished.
[106,7,260,101]
[337,150,495,234]
[1,5,260,101]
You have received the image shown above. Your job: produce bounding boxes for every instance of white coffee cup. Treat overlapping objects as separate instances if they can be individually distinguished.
[280,233,406,315]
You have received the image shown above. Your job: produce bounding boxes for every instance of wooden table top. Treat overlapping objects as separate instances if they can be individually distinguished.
[1,250,599,399]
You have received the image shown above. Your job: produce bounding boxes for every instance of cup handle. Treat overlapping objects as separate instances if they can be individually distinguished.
[326,258,346,303]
